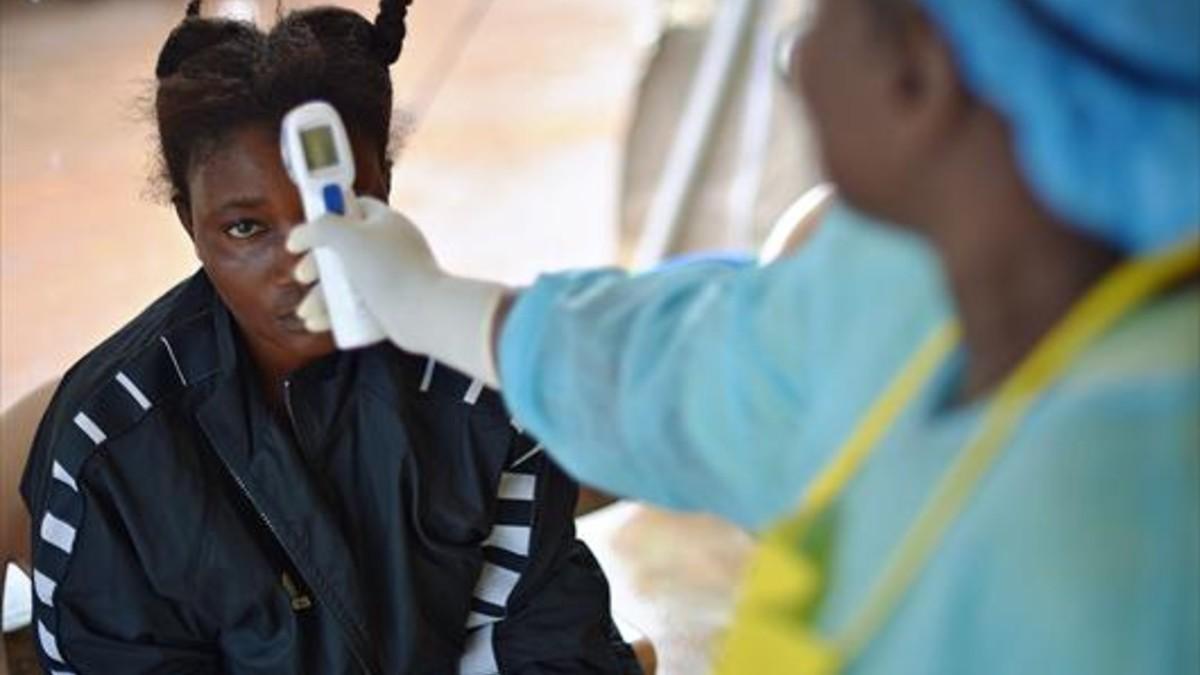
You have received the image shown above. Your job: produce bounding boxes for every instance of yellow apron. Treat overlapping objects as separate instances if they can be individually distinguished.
[717,239,1200,675]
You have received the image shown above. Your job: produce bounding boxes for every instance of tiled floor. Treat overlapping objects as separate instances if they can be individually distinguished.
[578,503,756,675]
[2,1,761,673]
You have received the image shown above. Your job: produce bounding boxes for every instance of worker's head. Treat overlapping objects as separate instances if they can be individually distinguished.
[791,0,1199,253]
[153,0,409,371]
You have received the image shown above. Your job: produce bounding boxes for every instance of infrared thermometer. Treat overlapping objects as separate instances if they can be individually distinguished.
[281,100,384,349]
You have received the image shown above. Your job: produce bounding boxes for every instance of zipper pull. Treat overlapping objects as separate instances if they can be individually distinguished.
[281,571,313,611]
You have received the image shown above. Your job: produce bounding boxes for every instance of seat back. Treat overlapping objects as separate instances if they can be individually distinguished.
[3,377,59,670]
[1,379,57,575]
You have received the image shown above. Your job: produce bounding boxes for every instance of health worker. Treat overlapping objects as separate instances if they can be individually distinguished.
[287,0,1200,672]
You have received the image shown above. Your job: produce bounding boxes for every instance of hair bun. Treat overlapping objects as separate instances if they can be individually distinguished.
[371,0,411,66]
[155,18,256,79]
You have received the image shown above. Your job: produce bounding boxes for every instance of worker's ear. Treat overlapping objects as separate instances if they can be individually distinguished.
[885,10,974,162]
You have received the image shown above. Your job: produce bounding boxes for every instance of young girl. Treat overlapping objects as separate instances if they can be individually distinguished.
[20,2,641,672]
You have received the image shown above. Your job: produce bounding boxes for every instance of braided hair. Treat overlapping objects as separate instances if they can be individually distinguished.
[154,0,413,206]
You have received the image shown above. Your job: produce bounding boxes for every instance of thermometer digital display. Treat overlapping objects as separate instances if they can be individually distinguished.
[300,126,338,171]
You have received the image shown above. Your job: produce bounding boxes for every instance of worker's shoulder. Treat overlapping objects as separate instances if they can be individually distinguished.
[994,287,1199,489]
[1034,285,1198,429]
[1068,283,1200,387]
[41,272,223,455]
[1003,287,1199,493]
[981,290,1200,602]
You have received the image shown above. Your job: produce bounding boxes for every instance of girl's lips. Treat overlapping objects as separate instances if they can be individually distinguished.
[277,312,309,334]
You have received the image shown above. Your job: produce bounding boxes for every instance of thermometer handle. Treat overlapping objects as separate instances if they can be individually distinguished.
[305,184,383,349]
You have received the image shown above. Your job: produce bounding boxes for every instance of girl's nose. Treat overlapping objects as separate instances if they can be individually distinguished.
[272,223,308,286]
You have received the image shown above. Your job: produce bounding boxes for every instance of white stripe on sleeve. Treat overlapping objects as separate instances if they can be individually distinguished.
[508,444,543,469]
[52,461,78,492]
[420,357,436,392]
[473,562,520,608]
[497,472,536,501]
[33,568,57,606]
[40,512,77,555]
[458,623,498,675]
[482,525,531,557]
[465,611,495,630]
[463,379,485,405]
[116,371,153,410]
[38,620,64,662]
[72,412,106,445]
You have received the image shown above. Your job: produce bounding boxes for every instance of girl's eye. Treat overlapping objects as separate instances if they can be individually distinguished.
[224,219,266,240]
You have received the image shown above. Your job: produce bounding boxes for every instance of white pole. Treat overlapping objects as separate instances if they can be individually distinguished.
[631,0,760,269]
[727,0,780,250]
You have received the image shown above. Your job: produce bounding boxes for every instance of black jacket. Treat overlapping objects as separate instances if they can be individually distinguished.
[22,272,638,674]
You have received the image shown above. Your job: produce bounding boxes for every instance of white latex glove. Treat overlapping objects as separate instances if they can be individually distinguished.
[287,196,507,387]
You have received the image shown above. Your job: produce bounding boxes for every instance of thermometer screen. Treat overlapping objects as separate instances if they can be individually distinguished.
[300,126,338,170]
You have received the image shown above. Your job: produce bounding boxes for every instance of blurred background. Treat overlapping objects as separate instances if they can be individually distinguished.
[2,0,821,672]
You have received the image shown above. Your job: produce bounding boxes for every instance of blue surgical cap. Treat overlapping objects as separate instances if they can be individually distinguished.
[918,0,1200,252]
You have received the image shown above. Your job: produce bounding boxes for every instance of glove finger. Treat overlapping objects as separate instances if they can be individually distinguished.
[296,284,328,323]
[304,309,332,333]
[286,222,319,254]
[287,213,348,254]
[298,286,332,333]
[356,195,392,221]
[293,252,320,284]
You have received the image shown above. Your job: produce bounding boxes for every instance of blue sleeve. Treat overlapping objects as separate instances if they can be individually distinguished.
[498,205,951,530]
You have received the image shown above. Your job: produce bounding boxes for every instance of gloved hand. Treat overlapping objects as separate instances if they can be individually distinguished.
[287,196,508,387]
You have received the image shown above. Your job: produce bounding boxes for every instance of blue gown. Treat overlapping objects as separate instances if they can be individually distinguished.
[498,205,1200,672]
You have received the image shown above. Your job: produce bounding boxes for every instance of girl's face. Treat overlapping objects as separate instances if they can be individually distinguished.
[179,123,389,375]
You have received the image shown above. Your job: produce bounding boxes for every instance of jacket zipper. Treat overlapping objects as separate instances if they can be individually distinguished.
[208,380,377,675]
[282,379,379,675]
